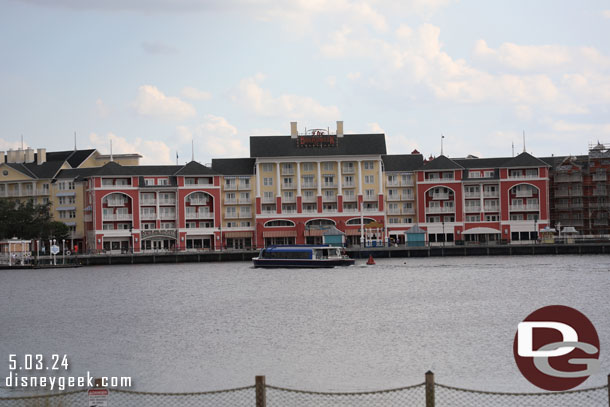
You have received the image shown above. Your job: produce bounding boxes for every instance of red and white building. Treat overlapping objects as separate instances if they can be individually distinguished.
[416,152,550,244]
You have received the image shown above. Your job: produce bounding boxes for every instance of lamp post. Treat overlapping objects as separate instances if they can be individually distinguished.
[62,239,65,264]
[442,220,445,247]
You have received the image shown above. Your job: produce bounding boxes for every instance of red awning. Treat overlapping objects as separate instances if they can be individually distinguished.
[263,230,297,238]
[223,231,253,238]
[345,229,362,236]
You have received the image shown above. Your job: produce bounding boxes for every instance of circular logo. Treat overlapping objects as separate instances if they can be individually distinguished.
[513,305,600,391]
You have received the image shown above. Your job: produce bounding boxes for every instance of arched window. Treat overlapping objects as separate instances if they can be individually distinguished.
[264,220,295,227]
[346,217,375,225]
[305,219,336,227]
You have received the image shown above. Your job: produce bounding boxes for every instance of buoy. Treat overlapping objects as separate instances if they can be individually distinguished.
[367,254,375,265]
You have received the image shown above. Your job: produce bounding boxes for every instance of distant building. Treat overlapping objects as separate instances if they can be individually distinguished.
[0,148,140,252]
[542,142,610,236]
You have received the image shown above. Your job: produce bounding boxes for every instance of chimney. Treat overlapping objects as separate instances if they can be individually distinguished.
[336,121,344,138]
[37,148,47,165]
[0,151,4,163]
[290,121,298,138]
[9,149,24,164]
[24,148,35,163]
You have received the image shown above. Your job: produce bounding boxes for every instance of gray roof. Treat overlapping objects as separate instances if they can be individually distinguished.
[419,155,464,170]
[250,134,387,157]
[94,162,181,176]
[6,161,65,179]
[503,152,549,168]
[405,225,426,234]
[174,161,218,176]
[212,158,256,175]
[382,154,423,171]
[453,157,510,169]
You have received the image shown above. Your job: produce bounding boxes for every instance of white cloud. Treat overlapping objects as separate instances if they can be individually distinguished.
[233,74,340,120]
[88,132,173,164]
[326,76,337,87]
[132,85,196,121]
[0,138,27,151]
[347,72,361,80]
[181,86,212,101]
[176,115,248,160]
[473,40,571,71]
[603,10,610,19]
[367,122,385,133]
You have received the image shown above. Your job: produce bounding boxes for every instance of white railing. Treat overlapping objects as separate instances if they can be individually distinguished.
[483,191,499,198]
[342,167,355,174]
[432,193,449,200]
[303,208,318,214]
[261,209,276,215]
[508,174,538,179]
[343,182,355,188]
[322,196,336,202]
[323,209,338,213]
[363,195,377,201]
[238,198,251,204]
[158,199,176,205]
[427,206,454,214]
[224,212,239,219]
[592,173,607,181]
[262,197,276,204]
[302,182,317,189]
[238,182,251,190]
[342,208,358,213]
[302,196,317,203]
[224,183,237,190]
[282,197,296,203]
[186,211,212,219]
[282,183,296,189]
[322,182,337,188]
[363,207,379,212]
[343,195,357,202]
[225,199,237,204]
[106,199,127,206]
[239,212,252,218]
[160,213,176,220]
[140,199,156,205]
[102,213,133,221]
[509,205,539,211]
[464,193,480,199]
[140,213,156,220]
[515,190,533,197]
[189,199,208,205]
[282,209,297,214]
[464,206,481,212]
[484,205,499,212]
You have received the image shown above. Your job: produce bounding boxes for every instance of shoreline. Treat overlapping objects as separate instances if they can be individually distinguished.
[2,242,609,268]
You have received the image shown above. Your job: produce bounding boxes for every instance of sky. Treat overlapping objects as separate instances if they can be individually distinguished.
[1,0,610,165]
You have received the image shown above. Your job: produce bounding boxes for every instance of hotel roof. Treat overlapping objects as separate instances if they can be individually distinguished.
[249,134,387,157]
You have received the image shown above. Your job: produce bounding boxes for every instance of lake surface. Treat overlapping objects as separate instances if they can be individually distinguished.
[0,255,608,394]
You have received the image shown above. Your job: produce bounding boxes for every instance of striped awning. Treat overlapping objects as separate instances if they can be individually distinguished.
[345,229,362,236]
[223,231,253,238]
[263,230,297,238]
[304,229,325,236]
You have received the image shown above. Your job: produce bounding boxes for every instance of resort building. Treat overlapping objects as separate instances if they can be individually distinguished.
[415,152,551,244]
[542,142,610,236]
[0,147,140,252]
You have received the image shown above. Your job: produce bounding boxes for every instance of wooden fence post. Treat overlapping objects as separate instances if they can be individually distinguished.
[256,375,266,407]
[425,371,435,407]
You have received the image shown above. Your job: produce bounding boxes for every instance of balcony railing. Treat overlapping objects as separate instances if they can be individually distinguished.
[484,205,499,212]
[106,199,127,206]
[239,212,252,218]
[261,209,276,215]
[302,195,317,203]
[301,182,317,189]
[363,195,377,202]
[464,193,480,199]
[483,191,499,198]
[509,205,539,211]
[594,219,609,226]
[592,173,607,182]
[187,211,212,219]
[238,182,251,190]
[225,199,237,205]
[224,183,237,190]
[432,193,450,200]
[302,208,318,214]
[102,213,133,221]
[282,196,296,203]
[158,199,176,205]
[508,173,538,179]
[342,207,358,213]
[322,182,338,188]
[323,196,336,202]
[593,189,607,196]
[224,211,239,219]
[362,207,379,212]
[342,167,355,174]
[282,209,297,214]
[427,206,454,214]
[515,191,534,198]
[282,183,296,189]
[343,182,355,188]
[160,213,176,220]
[140,213,156,220]
[140,199,156,205]
[262,197,276,204]
[189,199,208,205]
[281,168,294,175]
[238,198,251,204]
[464,206,481,212]
[343,195,357,202]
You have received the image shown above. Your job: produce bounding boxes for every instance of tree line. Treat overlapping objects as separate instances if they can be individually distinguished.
[0,200,70,241]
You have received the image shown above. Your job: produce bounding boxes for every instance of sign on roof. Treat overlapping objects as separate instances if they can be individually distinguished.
[298,130,336,148]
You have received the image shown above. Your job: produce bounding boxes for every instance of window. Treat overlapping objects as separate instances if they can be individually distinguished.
[302,162,314,172]
[465,185,479,194]
[466,215,479,222]
[186,222,197,228]
[283,191,294,200]
[102,224,113,230]
[240,221,251,227]
[442,172,454,179]
[303,190,314,199]
[323,175,334,186]
[387,175,398,184]
[389,217,401,224]
[485,215,499,221]
[263,191,274,200]
[344,190,355,199]
[114,179,127,186]
[510,214,523,220]
[344,175,354,187]
[427,173,439,180]
[324,190,335,199]
[364,175,375,184]
[343,162,354,172]
[239,177,250,188]
[262,163,273,172]
[265,220,295,227]
[283,177,293,186]
[365,189,375,199]
[185,178,195,185]
[225,192,236,201]
[263,177,273,186]
[525,169,538,177]
[161,222,175,229]
[144,178,155,186]
[225,207,237,217]
[469,171,481,178]
[363,161,374,170]
[302,175,315,186]
[282,163,293,173]
[117,223,131,230]
[484,170,494,178]
[323,162,334,171]
[240,206,251,216]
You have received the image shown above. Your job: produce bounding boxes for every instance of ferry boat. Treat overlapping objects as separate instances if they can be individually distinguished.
[252,245,355,268]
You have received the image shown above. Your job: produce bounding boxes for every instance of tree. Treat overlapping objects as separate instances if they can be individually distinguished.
[0,200,63,240]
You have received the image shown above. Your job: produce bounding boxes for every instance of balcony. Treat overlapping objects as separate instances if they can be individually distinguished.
[483,191,499,198]
[323,195,336,202]
[593,189,607,196]
[140,213,156,220]
[281,168,294,175]
[509,173,538,179]
[282,183,296,190]
[343,194,357,202]
[515,190,533,198]
[363,195,377,202]
[106,199,127,206]
[282,196,296,203]
[387,194,402,201]
[262,196,276,204]
[464,205,481,212]
[342,207,358,213]
[160,213,176,220]
[362,206,379,213]
[140,199,156,205]
[282,209,297,214]
[594,219,609,226]
[239,212,252,218]
[189,198,208,205]
[592,172,607,182]
[302,182,317,189]
[554,174,571,183]
[187,211,212,219]
[224,183,237,191]
[302,195,317,203]
[342,166,355,174]
[387,208,401,215]
[238,198,251,204]
[261,209,277,215]
[464,192,480,199]
[484,205,499,212]
[432,193,450,200]
[303,208,318,214]
[322,208,338,214]
[322,182,338,188]
[224,199,237,205]
[158,199,176,205]
[343,182,355,188]
[102,213,133,221]
[427,206,454,214]
[509,204,539,211]
[238,182,251,190]
[555,190,570,198]
[224,211,239,219]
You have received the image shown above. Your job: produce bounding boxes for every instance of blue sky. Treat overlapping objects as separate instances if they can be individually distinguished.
[1,0,609,164]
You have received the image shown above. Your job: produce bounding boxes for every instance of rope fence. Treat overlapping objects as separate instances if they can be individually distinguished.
[0,372,608,406]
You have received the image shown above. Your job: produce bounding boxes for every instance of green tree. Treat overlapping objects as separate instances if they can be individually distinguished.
[0,200,62,240]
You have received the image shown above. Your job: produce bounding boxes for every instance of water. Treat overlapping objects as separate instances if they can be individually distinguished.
[0,255,608,394]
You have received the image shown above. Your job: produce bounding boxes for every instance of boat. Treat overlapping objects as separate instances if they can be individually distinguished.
[252,245,355,268]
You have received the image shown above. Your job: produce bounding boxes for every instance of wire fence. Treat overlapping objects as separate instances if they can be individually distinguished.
[0,373,608,406]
